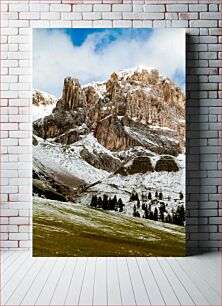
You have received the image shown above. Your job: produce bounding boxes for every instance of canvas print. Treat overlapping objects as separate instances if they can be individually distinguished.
[32,28,186,257]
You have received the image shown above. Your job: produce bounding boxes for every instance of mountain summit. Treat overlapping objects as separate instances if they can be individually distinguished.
[33,67,185,156]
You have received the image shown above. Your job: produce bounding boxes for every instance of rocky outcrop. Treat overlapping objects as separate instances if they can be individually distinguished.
[155,155,180,172]
[61,77,86,110]
[94,115,140,151]
[32,89,57,106]
[117,156,154,176]
[95,114,182,156]
[33,66,185,154]
[33,108,89,142]
[80,148,121,172]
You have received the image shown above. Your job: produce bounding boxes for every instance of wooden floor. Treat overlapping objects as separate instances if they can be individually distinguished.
[1,251,221,306]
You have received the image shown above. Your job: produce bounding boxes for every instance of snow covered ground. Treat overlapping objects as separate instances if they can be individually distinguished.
[32,90,57,121]
[33,135,110,184]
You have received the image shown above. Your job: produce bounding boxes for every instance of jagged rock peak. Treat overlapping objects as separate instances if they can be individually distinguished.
[32,89,57,106]
[62,77,86,110]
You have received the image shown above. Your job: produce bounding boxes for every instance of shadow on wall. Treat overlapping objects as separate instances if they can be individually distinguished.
[186,33,201,256]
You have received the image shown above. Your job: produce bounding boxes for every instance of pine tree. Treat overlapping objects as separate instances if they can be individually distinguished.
[165,213,172,223]
[173,204,185,226]
[136,211,140,218]
[144,205,149,219]
[137,199,140,209]
[155,191,158,198]
[113,195,117,206]
[153,207,158,221]
[149,211,154,220]
[159,205,164,222]
[90,195,97,208]
[133,204,137,217]
[142,203,146,210]
[159,192,163,200]
[118,198,124,212]
[97,196,102,208]
[102,194,108,210]
[148,192,152,200]
[179,192,184,200]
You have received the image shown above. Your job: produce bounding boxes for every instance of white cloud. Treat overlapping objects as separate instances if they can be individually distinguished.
[33,29,185,97]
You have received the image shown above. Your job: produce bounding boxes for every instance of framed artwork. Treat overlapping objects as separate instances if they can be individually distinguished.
[32,28,186,256]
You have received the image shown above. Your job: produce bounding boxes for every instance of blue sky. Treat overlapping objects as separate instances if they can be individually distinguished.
[33,28,185,97]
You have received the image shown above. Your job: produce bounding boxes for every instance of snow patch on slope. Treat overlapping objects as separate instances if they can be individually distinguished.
[32,89,57,121]
[33,135,110,184]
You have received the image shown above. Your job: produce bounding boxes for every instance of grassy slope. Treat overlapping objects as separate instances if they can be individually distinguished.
[33,198,185,257]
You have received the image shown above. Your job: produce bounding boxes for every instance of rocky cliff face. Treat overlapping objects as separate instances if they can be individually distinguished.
[33,66,185,156]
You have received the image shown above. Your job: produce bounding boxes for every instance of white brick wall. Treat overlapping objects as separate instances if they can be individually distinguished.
[0,0,221,254]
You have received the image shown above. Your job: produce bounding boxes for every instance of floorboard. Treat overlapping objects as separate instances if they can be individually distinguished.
[78,257,96,306]
[65,257,87,306]
[93,257,107,306]
[167,257,210,305]
[50,257,77,305]
[35,258,67,305]
[147,257,180,305]
[0,251,220,306]
[137,257,165,305]
[106,257,122,306]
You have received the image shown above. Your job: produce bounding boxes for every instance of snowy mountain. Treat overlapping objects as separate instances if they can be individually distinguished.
[32,89,57,121]
[33,66,185,221]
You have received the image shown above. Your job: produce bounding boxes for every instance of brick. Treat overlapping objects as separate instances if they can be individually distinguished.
[9,233,29,240]
[209,60,221,68]
[1,4,8,11]
[172,20,188,27]
[210,28,221,35]
[73,4,92,12]
[190,20,217,28]
[61,12,82,20]
[9,3,28,11]
[133,5,143,12]
[50,4,71,12]
[179,12,198,20]
[19,241,31,248]
[19,12,40,20]
[200,12,221,19]
[83,12,102,19]
[199,36,218,44]
[9,20,29,28]
[50,21,72,28]
[0,241,18,248]
[30,20,50,28]
[199,28,209,36]
[30,4,49,12]
[189,4,207,11]
[132,21,143,28]
[93,20,112,27]
[41,12,60,20]
[1,209,18,216]
[94,4,111,11]
[1,60,18,68]
[123,12,164,19]
[209,75,221,82]
[113,20,132,27]
[209,217,222,225]
[19,226,30,233]
[209,4,219,11]
[165,13,178,20]
[1,28,18,36]
[143,20,153,27]
[153,20,171,28]
[166,5,188,12]
[102,12,121,19]
[112,4,132,11]
[143,5,165,12]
